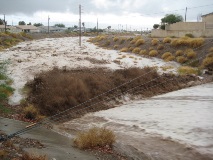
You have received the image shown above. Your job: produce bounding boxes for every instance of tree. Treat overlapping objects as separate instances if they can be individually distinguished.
[54,23,65,28]
[19,21,26,25]
[153,24,160,29]
[34,23,43,27]
[107,26,111,30]
[27,22,32,25]
[0,19,4,25]
[82,22,85,27]
[161,14,183,24]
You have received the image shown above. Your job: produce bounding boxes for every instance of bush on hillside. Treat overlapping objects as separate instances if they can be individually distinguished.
[161,52,172,60]
[120,47,128,52]
[149,50,158,57]
[74,127,115,149]
[151,38,159,46]
[132,47,141,54]
[163,37,172,43]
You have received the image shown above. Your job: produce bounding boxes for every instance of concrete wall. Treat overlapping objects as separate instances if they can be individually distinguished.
[165,22,205,31]
[202,14,213,23]
[151,29,213,38]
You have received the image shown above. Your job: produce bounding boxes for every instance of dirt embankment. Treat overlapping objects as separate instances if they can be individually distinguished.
[25,67,202,122]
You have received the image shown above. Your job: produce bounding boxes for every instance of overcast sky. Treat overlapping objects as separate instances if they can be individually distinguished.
[0,0,212,30]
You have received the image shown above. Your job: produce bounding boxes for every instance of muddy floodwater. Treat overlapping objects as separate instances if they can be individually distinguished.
[61,83,213,160]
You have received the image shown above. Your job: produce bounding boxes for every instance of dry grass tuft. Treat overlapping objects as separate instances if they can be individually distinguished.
[202,53,213,70]
[22,153,48,160]
[185,49,196,59]
[163,37,172,43]
[130,36,142,44]
[209,47,213,52]
[171,37,204,48]
[176,56,187,64]
[149,50,158,57]
[120,47,129,52]
[128,47,134,52]
[23,105,40,120]
[165,55,175,62]
[151,38,159,46]
[149,47,154,51]
[113,37,119,42]
[157,44,164,50]
[161,52,172,60]
[113,45,119,49]
[139,49,147,55]
[175,50,184,57]
[74,127,115,149]
[135,39,145,46]
[178,66,199,75]
[132,47,141,54]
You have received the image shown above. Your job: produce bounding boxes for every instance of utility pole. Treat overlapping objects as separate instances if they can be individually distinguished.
[4,14,6,33]
[48,16,50,34]
[185,7,187,22]
[97,18,99,35]
[79,4,82,47]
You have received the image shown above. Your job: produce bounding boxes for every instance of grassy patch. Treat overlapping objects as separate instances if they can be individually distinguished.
[157,44,164,50]
[22,153,48,160]
[202,53,213,70]
[149,50,158,57]
[74,127,115,149]
[178,66,200,75]
[171,37,204,48]
[176,56,187,64]
[163,37,172,43]
[139,49,147,55]
[161,52,172,60]
[120,47,128,52]
[132,47,141,54]
[151,38,159,46]
[135,39,145,46]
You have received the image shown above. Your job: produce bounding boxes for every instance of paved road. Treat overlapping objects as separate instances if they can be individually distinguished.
[0,118,98,160]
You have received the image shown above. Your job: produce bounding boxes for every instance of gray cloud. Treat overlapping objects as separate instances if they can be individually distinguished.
[0,0,212,21]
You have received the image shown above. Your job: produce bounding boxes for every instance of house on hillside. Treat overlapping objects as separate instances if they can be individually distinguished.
[38,26,67,33]
[151,12,213,37]
[15,25,39,33]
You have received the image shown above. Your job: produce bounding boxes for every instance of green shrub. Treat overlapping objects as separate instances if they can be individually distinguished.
[149,50,158,57]
[74,127,115,149]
